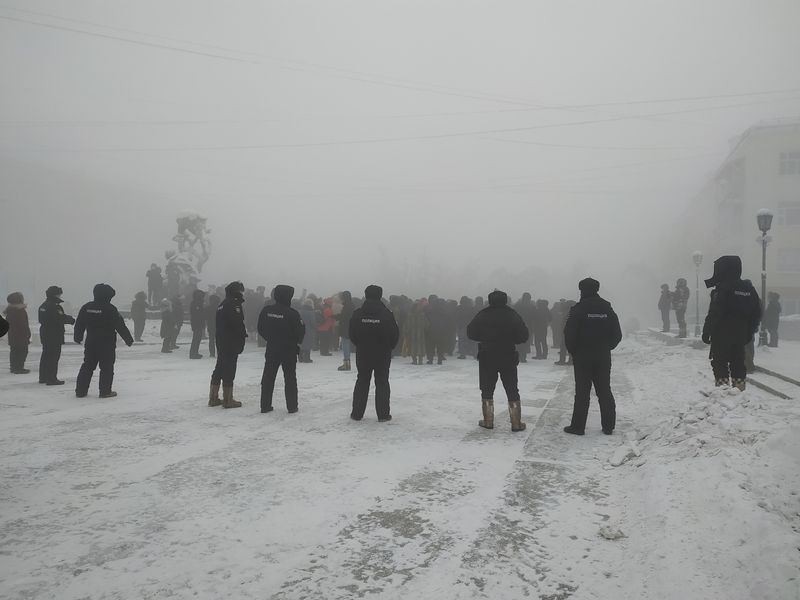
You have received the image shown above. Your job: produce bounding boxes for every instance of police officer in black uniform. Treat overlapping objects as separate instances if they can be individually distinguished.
[258,285,305,414]
[349,285,399,422]
[563,278,622,436]
[189,289,206,359]
[209,282,247,409]
[38,285,76,385]
[467,290,530,432]
[702,255,761,391]
[74,284,134,398]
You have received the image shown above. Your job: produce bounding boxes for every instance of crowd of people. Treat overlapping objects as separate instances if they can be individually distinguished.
[0,253,766,436]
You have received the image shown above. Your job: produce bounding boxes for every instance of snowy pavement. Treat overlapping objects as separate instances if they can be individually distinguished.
[1,329,799,599]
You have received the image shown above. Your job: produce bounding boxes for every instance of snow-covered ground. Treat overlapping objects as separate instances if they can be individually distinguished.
[1,327,799,599]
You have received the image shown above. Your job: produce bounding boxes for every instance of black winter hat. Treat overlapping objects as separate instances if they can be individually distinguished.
[135,291,147,300]
[46,285,63,298]
[488,290,508,306]
[93,283,116,302]
[364,285,383,300]
[705,256,742,288]
[578,278,600,295]
[273,285,295,306]
[225,281,245,298]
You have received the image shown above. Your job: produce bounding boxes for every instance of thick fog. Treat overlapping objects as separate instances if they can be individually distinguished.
[2,1,799,319]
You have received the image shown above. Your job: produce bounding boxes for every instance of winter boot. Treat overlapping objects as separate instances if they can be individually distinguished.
[714,377,730,387]
[222,386,242,409]
[732,378,746,392]
[46,380,65,386]
[412,357,418,365]
[563,425,584,435]
[509,400,526,432]
[478,400,494,429]
[338,360,351,372]
[99,391,118,399]
[305,351,313,363]
[208,383,222,407]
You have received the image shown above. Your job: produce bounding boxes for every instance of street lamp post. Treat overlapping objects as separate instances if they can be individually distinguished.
[692,251,703,337]
[756,209,774,347]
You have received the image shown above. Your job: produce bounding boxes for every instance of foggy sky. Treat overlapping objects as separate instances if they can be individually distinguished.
[2,0,799,319]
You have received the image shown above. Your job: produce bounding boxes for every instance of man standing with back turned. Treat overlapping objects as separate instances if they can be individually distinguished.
[563,278,622,436]
[349,285,399,422]
[467,290,529,432]
[258,285,305,414]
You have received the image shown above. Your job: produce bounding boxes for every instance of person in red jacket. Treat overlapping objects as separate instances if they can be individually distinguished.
[317,298,335,356]
[5,292,31,374]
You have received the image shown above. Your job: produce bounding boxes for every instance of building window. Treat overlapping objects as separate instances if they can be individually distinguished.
[779,151,800,175]
[776,248,800,273]
[776,202,800,226]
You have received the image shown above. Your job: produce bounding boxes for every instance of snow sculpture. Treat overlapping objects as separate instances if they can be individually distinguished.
[164,211,212,298]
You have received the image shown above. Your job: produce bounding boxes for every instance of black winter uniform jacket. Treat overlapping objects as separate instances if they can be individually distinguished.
[702,256,761,345]
[215,296,247,355]
[563,293,622,359]
[466,291,529,357]
[74,284,133,347]
[349,299,399,353]
[257,285,305,353]
[39,297,75,346]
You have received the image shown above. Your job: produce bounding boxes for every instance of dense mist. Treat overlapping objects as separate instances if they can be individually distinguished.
[2,0,799,323]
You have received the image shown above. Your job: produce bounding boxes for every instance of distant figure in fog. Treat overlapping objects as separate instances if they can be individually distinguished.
[38,286,75,385]
[672,278,690,338]
[563,278,622,436]
[701,256,761,391]
[513,293,535,363]
[171,296,184,349]
[467,290,529,432]
[130,291,148,342]
[74,284,134,398]
[349,285,399,422]
[336,291,354,371]
[205,293,220,358]
[533,299,551,359]
[658,284,671,332]
[763,292,781,348]
[5,292,31,374]
[146,263,163,304]
[298,300,317,363]
[189,289,206,359]
[405,299,427,365]
[209,282,247,409]
[160,299,176,353]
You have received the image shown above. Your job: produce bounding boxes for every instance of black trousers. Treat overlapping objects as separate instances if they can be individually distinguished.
[211,352,238,386]
[319,330,332,355]
[133,318,145,341]
[710,340,746,383]
[661,309,671,331]
[767,327,778,347]
[261,350,298,412]
[39,343,63,382]
[352,351,391,420]
[10,344,29,372]
[478,353,520,402]
[533,329,548,358]
[675,309,687,335]
[189,329,204,357]
[570,355,615,432]
[76,344,116,395]
[208,330,216,357]
[426,335,444,363]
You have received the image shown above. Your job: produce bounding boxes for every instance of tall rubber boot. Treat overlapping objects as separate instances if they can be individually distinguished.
[209,382,222,407]
[509,400,526,432]
[478,400,494,429]
[222,385,242,409]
